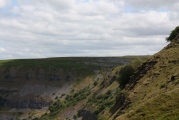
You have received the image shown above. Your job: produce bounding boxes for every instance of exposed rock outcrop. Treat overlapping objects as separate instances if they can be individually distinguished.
[0,114,17,120]
[4,99,52,109]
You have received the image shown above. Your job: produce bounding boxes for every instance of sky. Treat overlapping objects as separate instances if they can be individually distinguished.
[0,0,178,60]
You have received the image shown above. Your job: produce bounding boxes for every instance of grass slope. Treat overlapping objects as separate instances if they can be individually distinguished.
[118,89,179,120]
[115,38,179,120]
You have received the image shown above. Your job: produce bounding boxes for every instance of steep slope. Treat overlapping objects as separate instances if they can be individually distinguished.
[37,57,147,120]
[113,35,179,119]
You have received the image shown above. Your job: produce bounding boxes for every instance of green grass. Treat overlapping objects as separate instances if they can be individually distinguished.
[120,89,179,120]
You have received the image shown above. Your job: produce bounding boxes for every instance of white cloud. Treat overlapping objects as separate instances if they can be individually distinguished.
[40,0,75,11]
[0,47,5,52]
[0,0,177,60]
[75,0,121,16]
[125,0,179,10]
[0,0,10,9]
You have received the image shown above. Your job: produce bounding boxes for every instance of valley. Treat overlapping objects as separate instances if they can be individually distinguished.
[0,57,147,120]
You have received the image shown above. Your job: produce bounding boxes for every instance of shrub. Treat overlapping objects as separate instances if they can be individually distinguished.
[70,89,75,93]
[166,26,179,42]
[93,81,98,86]
[49,87,91,114]
[118,65,134,89]
[106,90,112,95]
[73,114,78,120]
[49,102,61,113]
[87,92,114,115]
[160,84,166,89]
[60,93,66,98]
[18,112,23,115]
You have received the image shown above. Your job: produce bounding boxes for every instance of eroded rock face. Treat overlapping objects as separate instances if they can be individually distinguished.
[0,114,17,120]
[4,99,52,109]
[0,84,72,110]
[0,90,52,109]
[19,84,72,98]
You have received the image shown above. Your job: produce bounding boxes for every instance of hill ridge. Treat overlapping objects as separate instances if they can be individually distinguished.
[114,34,179,120]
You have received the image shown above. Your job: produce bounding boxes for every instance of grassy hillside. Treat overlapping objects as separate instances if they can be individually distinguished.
[120,89,179,120]
[114,36,179,120]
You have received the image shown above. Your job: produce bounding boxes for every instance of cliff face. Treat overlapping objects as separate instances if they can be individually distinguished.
[113,36,179,120]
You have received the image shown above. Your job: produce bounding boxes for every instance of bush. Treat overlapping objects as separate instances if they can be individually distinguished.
[119,65,134,89]
[93,81,98,86]
[166,26,179,42]
[70,89,75,93]
[106,90,112,95]
[49,87,91,114]
[60,93,65,98]
[73,114,78,120]
[87,92,114,115]
[160,84,166,89]
[18,112,23,115]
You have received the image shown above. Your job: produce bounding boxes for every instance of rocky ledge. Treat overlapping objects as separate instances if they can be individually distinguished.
[0,99,52,109]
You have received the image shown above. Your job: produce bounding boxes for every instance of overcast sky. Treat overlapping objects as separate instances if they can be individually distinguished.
[0,0,178,60]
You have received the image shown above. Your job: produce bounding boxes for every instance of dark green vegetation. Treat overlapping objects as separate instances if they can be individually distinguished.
[87,90,115,115]
[118,65,134,89]
[0,58,100,76]
[0,57,128,68]
[117,59,143,89]
[166,26,179,41]
[39,87,91,120]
